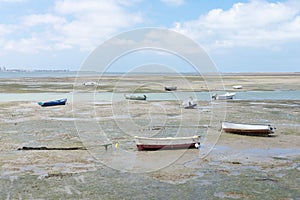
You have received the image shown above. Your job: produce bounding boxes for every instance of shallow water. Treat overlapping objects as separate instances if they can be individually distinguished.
[1,90,300,102]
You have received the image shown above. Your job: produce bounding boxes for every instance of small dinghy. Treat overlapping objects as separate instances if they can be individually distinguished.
[221,121,275,136]
[124,94,147,100]
[164,86,177,91]
[182,97,197,109]
[134,135,201,151]
[212,92,236,100]
[38,98,67,107]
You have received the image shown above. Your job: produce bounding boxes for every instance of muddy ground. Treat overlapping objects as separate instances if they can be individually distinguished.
[0,74,299,199]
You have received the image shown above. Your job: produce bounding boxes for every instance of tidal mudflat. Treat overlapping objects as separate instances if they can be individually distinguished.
[0,74,299,199]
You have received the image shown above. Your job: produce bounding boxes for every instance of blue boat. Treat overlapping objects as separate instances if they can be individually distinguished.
[38,98,67,107]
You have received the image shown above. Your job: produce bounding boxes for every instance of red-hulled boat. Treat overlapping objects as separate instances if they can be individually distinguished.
[134,135,201,151]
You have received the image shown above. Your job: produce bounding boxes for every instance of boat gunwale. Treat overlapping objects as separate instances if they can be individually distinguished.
[222,121,273,128]
[134,135,201,141]
[221,121,275,135]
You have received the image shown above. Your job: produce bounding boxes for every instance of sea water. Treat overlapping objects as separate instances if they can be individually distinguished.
[0,90,300,102]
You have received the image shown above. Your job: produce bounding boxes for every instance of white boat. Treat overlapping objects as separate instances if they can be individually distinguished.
[182,97,197,109]
[134,135,201,151]
[221,121,275,136]
[83,81,97,86]
[212,92,236,100]
[233,85,243,89]
[124,94,147,100]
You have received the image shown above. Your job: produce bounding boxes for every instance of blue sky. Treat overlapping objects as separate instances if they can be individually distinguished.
[0,0,299,72]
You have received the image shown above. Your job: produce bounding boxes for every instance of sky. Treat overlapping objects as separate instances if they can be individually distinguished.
[0,0,299,72]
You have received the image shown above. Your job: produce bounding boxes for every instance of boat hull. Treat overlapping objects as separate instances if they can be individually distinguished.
[222,128,272,135]
[136,143,196,151]
[164,87,177,91]
[233,85,243,89]
[135,135,200,151]
[38,99,67,107]
[222,122,274,136]
[216,95,234,100]
[184,103,197,109]
[124,94,147,100]
[212,93,236,100]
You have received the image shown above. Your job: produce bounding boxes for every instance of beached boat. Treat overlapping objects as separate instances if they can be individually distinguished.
[124,94,147,100]
[83,81,97,86]
[233,85,243,89]
[134,135,201,151]
[182,97,197,109]
[212,92,236,100]
[38,98,67,107]
[184,103,197,109]
[164,86,177,91]
[221,121,275,136]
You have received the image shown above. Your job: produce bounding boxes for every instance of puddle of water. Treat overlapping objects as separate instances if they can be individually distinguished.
[242,148,300,157]
[47,117,86,121]
[111,115,131,119]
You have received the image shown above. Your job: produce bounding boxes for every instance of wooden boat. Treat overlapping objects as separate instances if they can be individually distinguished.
[124,94,147,100]
[134,135,201,151]
[164,86,177,91]
[221,121,275,136]
[212,92,236,100]
[38,98,67,107]
[182,97,197,109]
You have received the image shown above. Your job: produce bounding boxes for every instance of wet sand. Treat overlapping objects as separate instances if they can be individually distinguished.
[0,74,299,199]
[1,73,300,93]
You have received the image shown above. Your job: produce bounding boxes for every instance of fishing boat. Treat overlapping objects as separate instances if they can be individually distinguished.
[124,94,147,100]
[134,135,201,151]
[38,98,67,107]
[182,97,197,109]
[212,92,236,100]
[164,86,177,91]
[221,121,275,136]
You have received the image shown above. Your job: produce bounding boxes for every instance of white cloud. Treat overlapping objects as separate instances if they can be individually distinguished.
[22,14,66,27]
[1,0,143,53]
[161,0,185,7]
[173,0,300,50]
[4,37,52,53]
[0,24,16,36]
[54,0,143,51]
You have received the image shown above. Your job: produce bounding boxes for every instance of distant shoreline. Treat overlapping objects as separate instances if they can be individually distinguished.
[221,72,300,76]
[0,69,300,78]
